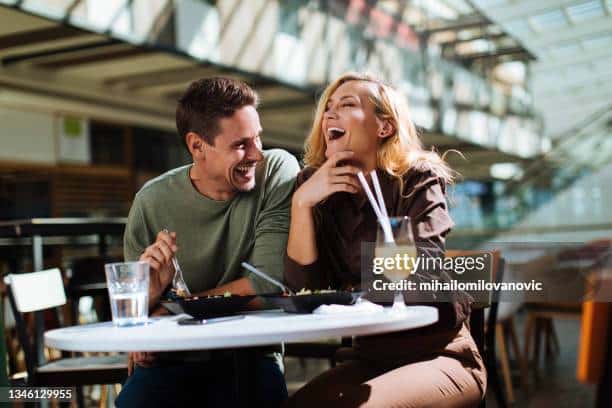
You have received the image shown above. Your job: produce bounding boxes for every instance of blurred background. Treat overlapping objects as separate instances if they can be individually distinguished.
[0,0,611,406]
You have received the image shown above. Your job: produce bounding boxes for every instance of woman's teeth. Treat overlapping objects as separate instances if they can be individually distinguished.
[328,127,346,140]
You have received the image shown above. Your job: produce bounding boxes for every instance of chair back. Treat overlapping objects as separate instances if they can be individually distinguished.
[4,268,67,384]
[67,256,119,324]
[5,269,66,313]
[445,249,502,309]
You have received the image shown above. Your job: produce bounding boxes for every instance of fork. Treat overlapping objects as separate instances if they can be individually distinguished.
[163,229,191,297]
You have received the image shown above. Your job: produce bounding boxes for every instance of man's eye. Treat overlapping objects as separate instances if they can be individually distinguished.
[236,144,245,149]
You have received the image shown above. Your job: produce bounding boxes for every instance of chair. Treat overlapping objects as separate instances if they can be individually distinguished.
[446,249,507,408]
[67,256,121,325]
[5,268,128,407]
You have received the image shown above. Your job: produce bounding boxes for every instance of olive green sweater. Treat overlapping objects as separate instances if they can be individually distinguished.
[124,149,299,295]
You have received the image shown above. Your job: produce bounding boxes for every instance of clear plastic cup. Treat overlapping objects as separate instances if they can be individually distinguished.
[104,261,150,326]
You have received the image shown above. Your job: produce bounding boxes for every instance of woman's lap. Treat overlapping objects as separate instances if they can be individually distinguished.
[285,355,483,408]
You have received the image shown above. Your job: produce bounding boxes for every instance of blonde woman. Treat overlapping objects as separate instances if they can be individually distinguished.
[284,73,486,407]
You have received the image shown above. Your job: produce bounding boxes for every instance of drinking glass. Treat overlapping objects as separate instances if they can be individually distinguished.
[104,261,150,326]
[375,216,416,312]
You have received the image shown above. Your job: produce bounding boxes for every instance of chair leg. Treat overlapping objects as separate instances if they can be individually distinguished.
[507,317,529,395]
[524,313,535,365]
[75,386,85,408]
[496,324,515,403]
[486,323,507,408]
[99,384,108,408]
[533,318,543,376]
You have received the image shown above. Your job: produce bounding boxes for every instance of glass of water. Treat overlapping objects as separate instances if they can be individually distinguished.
[104,261,150,327]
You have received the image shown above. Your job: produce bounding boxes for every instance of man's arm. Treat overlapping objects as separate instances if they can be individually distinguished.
[243,150,300,294]
[124,195,175,308]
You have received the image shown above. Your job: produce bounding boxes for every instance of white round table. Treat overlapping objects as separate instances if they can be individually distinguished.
[45,306,438,352]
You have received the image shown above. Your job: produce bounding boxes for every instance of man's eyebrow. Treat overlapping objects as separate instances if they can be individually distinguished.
[232,137,250,145]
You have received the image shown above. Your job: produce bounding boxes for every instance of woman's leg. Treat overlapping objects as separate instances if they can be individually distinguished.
[286,355,484,408]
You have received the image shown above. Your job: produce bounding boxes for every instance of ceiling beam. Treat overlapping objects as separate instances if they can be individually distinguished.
[456,46,531,61]
[38,47,152,69]
[421,14,491,35]
[103,66,218,89]
[1,39,121,65]
[0,25,90,49]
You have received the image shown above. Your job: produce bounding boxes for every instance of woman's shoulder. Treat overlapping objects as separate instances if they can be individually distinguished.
[401,163,449,194]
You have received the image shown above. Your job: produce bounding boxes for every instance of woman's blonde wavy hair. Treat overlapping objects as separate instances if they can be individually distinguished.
[303,72,455,190]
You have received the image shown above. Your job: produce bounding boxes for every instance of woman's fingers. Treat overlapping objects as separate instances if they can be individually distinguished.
[331,175,360,188]
[331,183,359,194]
[331,165,360,176]
[324,151,355,168]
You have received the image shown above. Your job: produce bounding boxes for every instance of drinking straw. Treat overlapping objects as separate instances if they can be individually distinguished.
[370,170,389,220]
[357,171,394,243]
[370,170,395,243]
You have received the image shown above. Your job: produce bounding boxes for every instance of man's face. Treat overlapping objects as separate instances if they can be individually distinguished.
[201,105,264,193]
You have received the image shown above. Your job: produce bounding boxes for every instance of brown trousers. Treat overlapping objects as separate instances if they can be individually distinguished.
[285,324,486,408]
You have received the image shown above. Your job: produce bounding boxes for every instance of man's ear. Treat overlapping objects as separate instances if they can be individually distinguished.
[186,132,206,159]
[375,117,395,139]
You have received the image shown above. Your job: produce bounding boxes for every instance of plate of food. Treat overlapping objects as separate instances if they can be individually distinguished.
[260,289,360,314]
[162,290,256,319]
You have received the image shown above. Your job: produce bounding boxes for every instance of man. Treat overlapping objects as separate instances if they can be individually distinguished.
[116,77,299,407]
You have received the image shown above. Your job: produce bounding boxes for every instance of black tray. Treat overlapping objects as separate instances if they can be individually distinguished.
[261,291,359,314]
[161,295,256,319]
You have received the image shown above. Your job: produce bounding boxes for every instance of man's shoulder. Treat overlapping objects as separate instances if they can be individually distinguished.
[261,149,300,182]
[263,148,299,169]
[136,164,191,199]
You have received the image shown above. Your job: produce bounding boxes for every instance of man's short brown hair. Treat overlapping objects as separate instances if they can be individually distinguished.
[176,77,259,150]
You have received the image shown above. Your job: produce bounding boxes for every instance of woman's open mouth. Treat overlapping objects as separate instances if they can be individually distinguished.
[327,127,346,142]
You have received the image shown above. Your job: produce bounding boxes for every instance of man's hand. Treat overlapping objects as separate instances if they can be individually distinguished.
[139,230,177,305]
[127,352,158,376]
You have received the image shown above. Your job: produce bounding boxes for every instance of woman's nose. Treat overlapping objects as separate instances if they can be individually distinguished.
[324,107,338,120]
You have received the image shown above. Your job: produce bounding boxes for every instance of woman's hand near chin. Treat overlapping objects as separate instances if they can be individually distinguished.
[292,151,361,209]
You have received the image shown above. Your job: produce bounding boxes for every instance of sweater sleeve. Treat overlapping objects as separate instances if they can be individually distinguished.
[123,193,154,262]
[400,170,471,329]
[244,150,300,294]
[283,167,333,290]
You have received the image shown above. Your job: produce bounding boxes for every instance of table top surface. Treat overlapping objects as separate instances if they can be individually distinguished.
[45,306,438,352]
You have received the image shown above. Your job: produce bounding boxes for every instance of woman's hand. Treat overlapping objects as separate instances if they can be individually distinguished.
[293,151,361,209]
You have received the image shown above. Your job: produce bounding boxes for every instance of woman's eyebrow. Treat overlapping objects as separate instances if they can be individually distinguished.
[327,95,358,106]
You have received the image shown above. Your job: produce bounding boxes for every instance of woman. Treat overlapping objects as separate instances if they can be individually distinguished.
[284,72,486,407]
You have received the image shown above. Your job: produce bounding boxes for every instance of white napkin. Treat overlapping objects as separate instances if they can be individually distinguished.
[313,298,383,315]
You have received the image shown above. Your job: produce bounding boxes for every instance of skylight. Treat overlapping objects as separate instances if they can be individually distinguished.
[566,0,604,23]
[530,10,568,32]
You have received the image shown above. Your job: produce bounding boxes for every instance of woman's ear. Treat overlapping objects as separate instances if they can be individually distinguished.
[376,117,395,139]
[186,132,206,159]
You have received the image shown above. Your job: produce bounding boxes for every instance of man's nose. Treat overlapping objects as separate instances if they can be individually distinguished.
[248,143,264,162]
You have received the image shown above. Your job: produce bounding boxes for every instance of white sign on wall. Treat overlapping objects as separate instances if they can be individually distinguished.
[57,116,90,164]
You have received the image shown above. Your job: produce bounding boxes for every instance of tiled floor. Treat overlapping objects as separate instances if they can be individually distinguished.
[284,313,597,407]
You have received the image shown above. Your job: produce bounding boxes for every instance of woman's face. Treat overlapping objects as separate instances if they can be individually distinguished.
[322,80,382,169]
